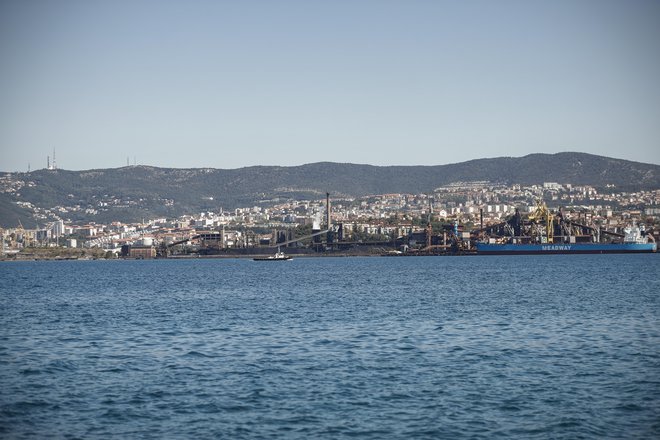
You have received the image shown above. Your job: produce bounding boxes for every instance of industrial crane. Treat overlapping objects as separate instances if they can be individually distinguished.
[528,200,554,243]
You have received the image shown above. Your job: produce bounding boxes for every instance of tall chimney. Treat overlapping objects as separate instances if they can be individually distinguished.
[326,192,331,229]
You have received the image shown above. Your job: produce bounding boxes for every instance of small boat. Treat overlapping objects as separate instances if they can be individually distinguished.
[253,251,292,261]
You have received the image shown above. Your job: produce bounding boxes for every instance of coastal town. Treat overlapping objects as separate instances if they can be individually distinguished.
[2,179,659,259]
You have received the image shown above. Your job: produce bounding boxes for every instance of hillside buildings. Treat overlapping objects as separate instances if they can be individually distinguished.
[2,183,659,257]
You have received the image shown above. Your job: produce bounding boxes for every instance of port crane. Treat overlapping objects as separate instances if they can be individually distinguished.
[527,200,554,243]
[475,199,644,246]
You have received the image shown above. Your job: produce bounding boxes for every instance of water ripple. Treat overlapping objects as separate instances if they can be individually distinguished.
[1,255,659,439]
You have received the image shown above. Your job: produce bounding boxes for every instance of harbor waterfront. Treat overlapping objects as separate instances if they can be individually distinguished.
[1,255,659,439]
[475,242,657,254]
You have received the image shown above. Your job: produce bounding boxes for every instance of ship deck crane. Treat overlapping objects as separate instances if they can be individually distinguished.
[528,200,554,243]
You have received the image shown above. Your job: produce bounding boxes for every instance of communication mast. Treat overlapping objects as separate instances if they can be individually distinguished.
[46,148,57,170]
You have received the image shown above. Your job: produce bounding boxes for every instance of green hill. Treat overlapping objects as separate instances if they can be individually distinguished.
[1,152,658,228]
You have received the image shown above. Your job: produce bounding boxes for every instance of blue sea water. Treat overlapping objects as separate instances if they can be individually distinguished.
[1,255,659,439]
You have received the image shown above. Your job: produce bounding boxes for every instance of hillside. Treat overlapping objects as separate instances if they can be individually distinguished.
[1,152,658,228]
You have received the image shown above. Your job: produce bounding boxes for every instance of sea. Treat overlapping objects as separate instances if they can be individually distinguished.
[1,255,659,439]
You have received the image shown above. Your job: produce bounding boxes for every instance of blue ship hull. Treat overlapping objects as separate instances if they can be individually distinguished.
[476,242,657,255]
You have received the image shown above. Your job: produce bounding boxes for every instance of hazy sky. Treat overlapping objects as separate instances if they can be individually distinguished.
[1,0,659,171]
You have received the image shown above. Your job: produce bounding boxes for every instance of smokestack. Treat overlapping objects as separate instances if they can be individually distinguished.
[326,192,331,229]
[428,195,433,224]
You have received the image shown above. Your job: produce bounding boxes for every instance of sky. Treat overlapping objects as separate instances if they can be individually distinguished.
[1,0,659,172]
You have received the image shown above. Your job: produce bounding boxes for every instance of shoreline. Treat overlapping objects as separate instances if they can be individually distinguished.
[1,250,473,262]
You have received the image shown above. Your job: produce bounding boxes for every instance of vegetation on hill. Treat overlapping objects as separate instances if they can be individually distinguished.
[1,153,658,228]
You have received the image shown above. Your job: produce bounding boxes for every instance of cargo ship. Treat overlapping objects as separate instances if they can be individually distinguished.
[475,201,656,255]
